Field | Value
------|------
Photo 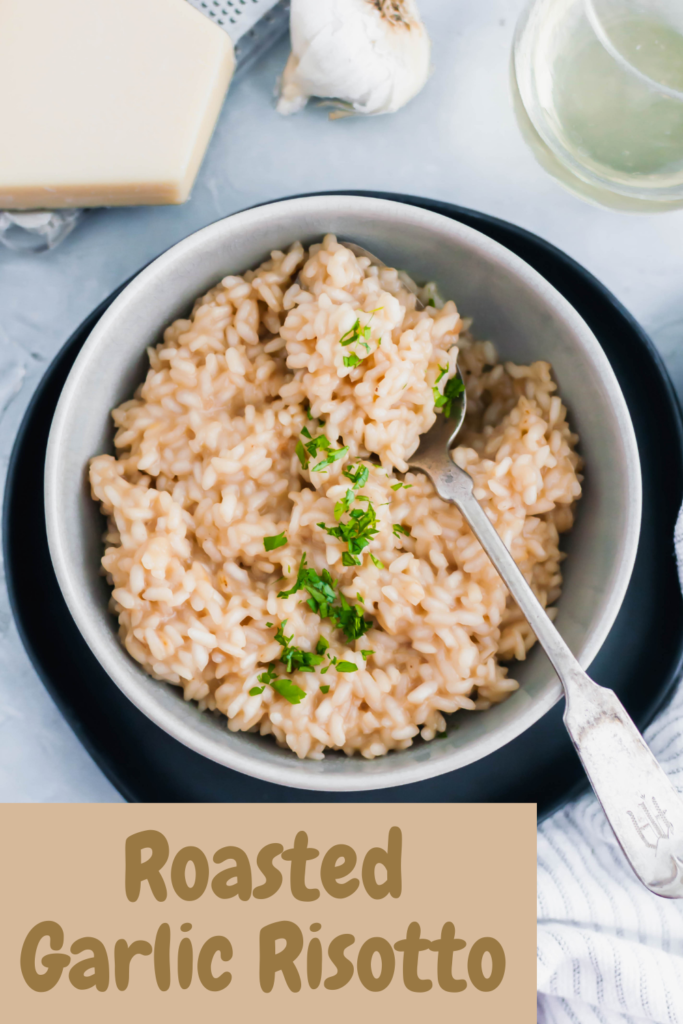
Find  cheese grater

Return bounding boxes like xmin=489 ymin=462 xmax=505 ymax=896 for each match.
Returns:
xmin=0 ymin=0 xmax=291 ymax=253
xmin=186 ymin=0 xmax=290 ymax=77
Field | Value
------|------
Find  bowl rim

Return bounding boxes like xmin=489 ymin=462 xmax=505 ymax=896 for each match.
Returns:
xmin=44 ymin=194 xmax=642 ymax=791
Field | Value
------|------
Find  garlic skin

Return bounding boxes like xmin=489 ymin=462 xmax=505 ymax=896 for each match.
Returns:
xmin=277 ymin=0 xmax=431 ymax=117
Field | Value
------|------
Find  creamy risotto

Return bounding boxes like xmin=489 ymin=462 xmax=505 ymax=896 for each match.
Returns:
xmin=89 ymin=235 xmax=582 ymax=760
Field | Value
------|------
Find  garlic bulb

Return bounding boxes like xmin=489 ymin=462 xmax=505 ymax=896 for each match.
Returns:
xmin=277 ymin=0 xmax=431 ymax=118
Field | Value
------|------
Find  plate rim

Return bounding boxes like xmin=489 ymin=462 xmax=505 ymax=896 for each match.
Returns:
xmin=42 ymin=192 xmax=643 ymax=791
xmin=5 ymin=190 xmax=683 ymax=812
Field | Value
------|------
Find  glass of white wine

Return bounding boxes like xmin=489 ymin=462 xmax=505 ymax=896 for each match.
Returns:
xmin=512 ymin=0 xmax=683 ymax=211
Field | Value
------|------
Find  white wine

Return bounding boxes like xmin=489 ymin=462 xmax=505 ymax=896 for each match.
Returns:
xmin=514 ymin=0 xmax=683 ymax=210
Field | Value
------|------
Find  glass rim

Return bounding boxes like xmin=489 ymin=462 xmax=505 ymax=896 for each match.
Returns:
xmin=511 ymin=1 xmax=683 ymax=204
xmin=586 ymin=0 xmax=683 ymax=101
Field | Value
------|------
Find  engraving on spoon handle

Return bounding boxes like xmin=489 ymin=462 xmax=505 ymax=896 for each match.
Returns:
xmin=563 ymin=678 xmax=683 ymax=898
xmin=431 ymin=462 xmax=683 ymax=897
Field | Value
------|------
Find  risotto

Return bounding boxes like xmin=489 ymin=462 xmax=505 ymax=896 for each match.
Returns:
xmin=89 ymin=235 xmax=582 ymax=760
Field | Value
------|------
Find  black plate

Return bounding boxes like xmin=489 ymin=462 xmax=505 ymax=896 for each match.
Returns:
xmin=5 ymin=192 xmax=683 ymax=812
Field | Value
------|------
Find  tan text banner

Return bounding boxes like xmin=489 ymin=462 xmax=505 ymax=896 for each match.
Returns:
xmin=0 ymin=803 xmax=536 ymax=1022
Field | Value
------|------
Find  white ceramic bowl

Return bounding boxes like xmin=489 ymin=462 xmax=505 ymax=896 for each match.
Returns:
xmin=45 ymin=195 xmax=642 ymax=791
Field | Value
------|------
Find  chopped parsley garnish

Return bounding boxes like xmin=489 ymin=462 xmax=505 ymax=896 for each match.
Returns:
xmin=273 ymin=621 xmax=325 ymax=674
xmin=279 ymin=554 xmax=337 ymax=617
xmin=295 ymin=439 xmax=308 ymax=469
xmin=302 ymin=432 xmax=328 ymax=459
xmin=318 ymin=496 xmax=379 ymax=566
xmin=338 ymin=309 xmax=383 ymax=370
xmin=336 ymin=661 xmax=358 ymax=673
xmin=361 ymin=650 xmax=374 ymax=660
xmin=253 ymin=624 xmax=313 ymax=705
xmin=339 ymin=317 xmax=371 ymax=349
xmin=334 ymin=489 xmax=356 ymax=520
xmin=427 ymin=297 xmax=436 ymax=308
xmin=393 ymin=523 xmax=411 ymax=539
xmin=277 ymin=555 xmax=372 ymax=643
xmin=304 ymin=401 xmax=314 ymax=421
xmin=312 ymin=445 xmax=348 ymax=473
xmin=263 ymin=532 xmax=287 ymax=551
xmin=390 ymin=482 xmax=413 ymax=491
xmin=335 ymin=466 xmax=372 ymax=519
xmin=433 ymin=365 xmax=448 ymax=387
xmin=433 ymin=366 xmax=466 ymax=418
xmin=329 ymin=593 xmax=371 ymax=642
xmin=254 ymin=663 xmax=307 ymax=705
xmin=295 ymin=430 xmax=348 ymax=473
xmin=343 ymin=464 xmax=370 ymax=489
xmin=370 ymin=554 xmax=384 ymax=569
xmin=319 ymin=685 xmax=330 ymax=693
xmin=271 ymin=677 xmax=308 ymax=703
xmin=321 ymin=652 xmax=337 ymax=675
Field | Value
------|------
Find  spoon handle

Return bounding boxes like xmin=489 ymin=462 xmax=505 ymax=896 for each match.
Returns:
xmin=433 ymin=461 xmax=683 ymax=898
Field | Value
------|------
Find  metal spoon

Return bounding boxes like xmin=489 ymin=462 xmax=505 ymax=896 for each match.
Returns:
xmin=347 ymin=241 xmax=683 ymax=899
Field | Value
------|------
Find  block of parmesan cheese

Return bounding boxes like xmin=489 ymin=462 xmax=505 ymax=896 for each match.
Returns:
xmin=0 ymin=0 xmax=235 ymax=209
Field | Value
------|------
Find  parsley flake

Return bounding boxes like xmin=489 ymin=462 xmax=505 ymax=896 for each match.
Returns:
xmin=433 ymin=366 xmax=465 ymax=418
xmin=278 ymin=555 xmax=372 ymax=644
xmin=312 ymin=445 xmax=349 ymax=473
xmin=254 ymin=623 xmax=316 ymax=704
xmin=255 ymin=663 xmax=307 ymax=705
xmin=320 ymin=684 xmax=330 ymax=693
xmin=339 ymin=318 xmax=370 ymax=348
xmin=296 ymin=430 xmax=349 ymax=473
xmin=264 ymin=532 xmax=287 ymax=551
xmin=330 ymin=594 xmax=372 ymax=642
xmin=249 ymin=685 xmax=266 ymax=696
xmin=318 ymin=495 xmax=379 ymax=566
xmin=295 ymin=439 xmax=309 ymax=469
xmin=391 ymin=482 xmax=413 ymax=491
xmin=316 ymin=636 xmax=330 ymax=656
xmin=271 ymin=677 xmax=308 ymax=703
xmin=336 ymin=661 xmax=358 ymax=673
xmin=278 ymin=554 xmax=337 ymax=618
xmin=343 ymin=464 xmax=370 ymax=489
xmin=393 ymin=524 xmax=412 ymax=539
xmin=338 ymin=310 xmax=383 ymax=371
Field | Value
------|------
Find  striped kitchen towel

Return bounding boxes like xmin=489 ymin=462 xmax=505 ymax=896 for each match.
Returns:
xmin=537 ymin=507 xmax=683 ymax=1022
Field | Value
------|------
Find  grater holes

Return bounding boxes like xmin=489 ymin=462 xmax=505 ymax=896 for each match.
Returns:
xmin=189 ymin=0 xmax=290 ymax=41
xmin=194 ymin=0 xmax=268 ymax=17
xmin=200 ymin=1 xmax=247 ymax=21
